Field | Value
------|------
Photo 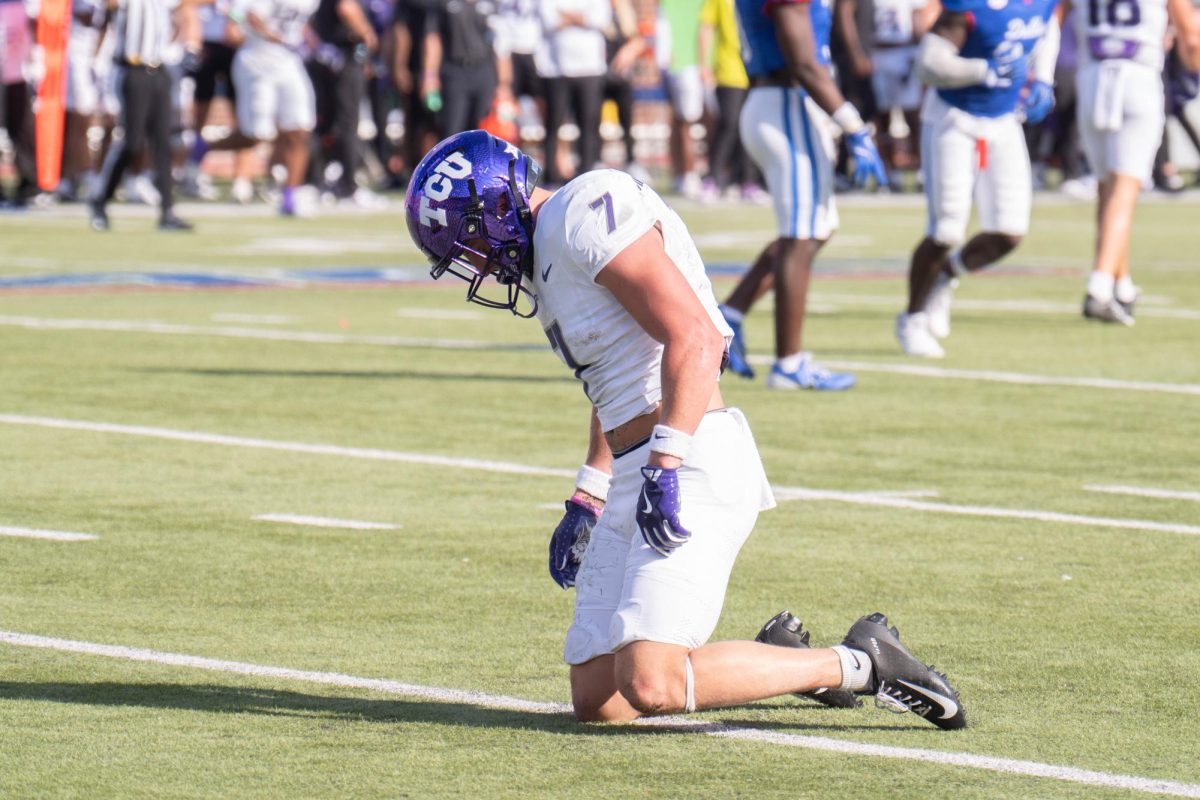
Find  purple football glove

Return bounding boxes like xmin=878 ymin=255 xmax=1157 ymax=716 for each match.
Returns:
xmin=1019 ymin=80 xmax=1055 ymax=124
xmin=548 ymin=498 xmax=599 ymax=589
xmin=636 ymin=467 xmax=691 ymax=556
xmin=846 ymin=129 xmax=889 ymax=188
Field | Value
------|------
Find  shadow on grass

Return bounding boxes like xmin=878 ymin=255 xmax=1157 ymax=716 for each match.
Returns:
xmin=0 ymin=682 xmax=928 ymax=735
xmin=134 ymin=368 xmax=576 ymax=384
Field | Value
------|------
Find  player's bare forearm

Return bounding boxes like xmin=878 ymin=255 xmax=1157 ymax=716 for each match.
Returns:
xmin=773 ymin=3 xmax=847 ymax=113
xmin=1168 ymin=0 xmax=1200 ymax=70
xmin=584 ymin=408 xmax=613 ymax=476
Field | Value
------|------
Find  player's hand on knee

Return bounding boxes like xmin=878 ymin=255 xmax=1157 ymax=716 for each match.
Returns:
xmin=549 ymin=497 xmax=600 ymax=589
xmin=1019 ymin=81 xmax=1055 ymax=124
xmin=846 ymin=129 xmax=889 ymax=189
xmin=636 ymin=467 xmax=691 ymax=556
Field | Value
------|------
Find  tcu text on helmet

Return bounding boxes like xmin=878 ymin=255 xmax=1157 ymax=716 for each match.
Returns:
xmin=418 ymin=151 xmax=474 ymax=228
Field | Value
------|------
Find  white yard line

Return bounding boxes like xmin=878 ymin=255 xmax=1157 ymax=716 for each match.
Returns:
xmin=818 ymin=360 xmax=1200 ymax=397
xmin=2 ymin=414 xmax=1196 ymax=537
xmin=210 ymin=313 xmax=297 ymax=325
xmin=2 ymin=630 xmax=1198 ymax=798
xmin=395 ymin=308 xmax=485 ymax=320
xmin=5 ymin=313 xmax=1199 ymax=395
xmin=0 ymin=525 xmax=97 ymax=542
xmin=1084 ymin=485 xmax=1200 ymax=503
xmin=253 ymin=514 xmax=400 ymax=530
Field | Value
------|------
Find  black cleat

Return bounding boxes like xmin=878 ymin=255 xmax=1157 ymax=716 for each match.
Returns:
xmin=756 ymin=611 xmax=861 ymax=709
xmin=842 ymin=612 xmax=966 ymax=730
xmin=158 ymin=212 xmax=194 ymax=232
xmin=88 ymin=200 xmax=109 ymax=231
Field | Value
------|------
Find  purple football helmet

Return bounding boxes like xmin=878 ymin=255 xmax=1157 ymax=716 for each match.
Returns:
xmin=405 ymin=130 xmax=542 ymax=317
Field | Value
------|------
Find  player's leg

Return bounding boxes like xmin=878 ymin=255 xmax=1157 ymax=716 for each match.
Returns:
xmin=569 ymin=655 xmax=638 ymax=722
xmin=898 ymin=95 xmax=973 ymax=356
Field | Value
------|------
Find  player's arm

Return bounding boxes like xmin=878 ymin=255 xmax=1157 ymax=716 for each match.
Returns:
xmin=548 ymin=409 xmax=612 ymax=589
xmin=914 ymin=10 xmax=1006 ymax=87
xmin=595 ymin=227 xmax=725 ymax=468
xmin=834 ymin=0 xmax=873 ymax=77
xmin=1169 ymin=0 xmax=1200 ymax=71
xmin=336 ymin=0 xmax=378 ymax=52
xmin=773 ymin=1 xmax=888 ymax=185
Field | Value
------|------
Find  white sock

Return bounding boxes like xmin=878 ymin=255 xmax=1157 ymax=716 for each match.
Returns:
xmin=1088 ymin=272 xmax=1115 ymax=303
xmin=777 ymin=352 xmax=807 ymax=373
xmin=947 ymin=249 xmax=968 ymax=277
xmin=720 ymin=304 xmax=744 ymax=324
xmin=1114 ymin=276 xmax=1138 ymax=304
xmin=832 ymin=645 xmax=873 ymax=692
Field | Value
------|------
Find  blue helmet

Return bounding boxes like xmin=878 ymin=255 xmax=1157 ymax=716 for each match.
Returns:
xmin=405 ymin=130 xmax=542 ymax=317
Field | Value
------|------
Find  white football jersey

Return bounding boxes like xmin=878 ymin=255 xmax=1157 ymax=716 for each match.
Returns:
xmin=236 ymin=0 xmax=317 ymax=55
xmin=1073 ymin=0 xmax=1169 ymax=69
xmin=531 ymin=170 xmax=732 ymax=432
xmin=872 ymin=0 xmax=926 ymax=45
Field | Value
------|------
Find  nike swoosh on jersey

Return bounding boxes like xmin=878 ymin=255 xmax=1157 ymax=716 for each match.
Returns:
xmin=541 ymin=263 xmax=553 ymax=281
xmin=895 ymin=679 xmax=960 ymax=719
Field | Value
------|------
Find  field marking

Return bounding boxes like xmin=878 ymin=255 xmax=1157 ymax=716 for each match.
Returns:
xmin=6 ymin=313 xmax=1199 ymax=396
xmin=253 ymin=514 xmax=400 ymax=530
xmin=3 ymin=414 xmax=1197 ymax=537
xmin=771 ymin=486 xmax=1200 ymax=536
xmin=395 ymin=308 xmax=485 ymax=320
xmin=0 ymin=525 xmax=97 ymax=542
xmin=0 ymin=315 xmax=541 ymax=352
xmin=210 ymin=313 xmax=297 ymax=325
xmin=2 ymin=630 xmax=1198 ymax=798
xmin=1084 ymin=485 xmax=1200 ymax=503
xmin=809 ymin=292 xmax=1200 ymax=320
xmin=0 ymin=414 xmax=574 ymax=479
xmin=818 ymin=360 xmax=1200 ymax=397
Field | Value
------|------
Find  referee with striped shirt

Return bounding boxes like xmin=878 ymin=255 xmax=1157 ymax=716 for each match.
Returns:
xmin=89 ymin=0 xmax=192 ymax=231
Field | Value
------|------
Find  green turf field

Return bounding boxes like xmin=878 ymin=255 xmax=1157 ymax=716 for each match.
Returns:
xmin=1 ymin=195 xmax=1198 ymax=799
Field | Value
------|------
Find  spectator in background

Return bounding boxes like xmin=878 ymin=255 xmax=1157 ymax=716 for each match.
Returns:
xmin=391 ymin=0 xmax=437 ymax=182
xmin=89 ymin=0 xmax=193 ymax=230
xmin=602 ymin=0 xmax=645 ymax=179
xmin=422 ymin=0 xmax=498 ymax=137
xmin=308 ymin=0 xmax=384 ymax=204
xmin=1 ymin=0 xmax=40 ymax=208
xmin=1043 ymin=7 xmax=1093 ymax=199
xmin=698 ymin=0 xmax=763 ymax=203
xmin=832 ymin=0 xmax=877 ymax=187
xmin=660 ymin=0 xmax=706 ymax=198
xmin=538 ymin=0 xmax=611 ymax=183
xmin=491 ymin=0 xmax=546 ymax=152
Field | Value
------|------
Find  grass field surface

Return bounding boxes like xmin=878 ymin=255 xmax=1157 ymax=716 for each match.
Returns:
xmin=2 ymin=194 xmax=1198 ymax=798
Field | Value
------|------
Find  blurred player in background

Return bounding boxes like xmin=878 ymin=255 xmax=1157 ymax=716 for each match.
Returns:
xmin=895 ymin=0 xmax=1061 ymax=358
xmin=1070 ymin=0 xmax=1200 ymax=324
xmin=203 ymin=0 xmax=319 ymax=216
xmin=718 ymin=0 xmax=887 ymax=391
xmin=404 ymin=128 xmax=967 ymax=729
xmin=59 ymin=0 xmax=106 ymax=202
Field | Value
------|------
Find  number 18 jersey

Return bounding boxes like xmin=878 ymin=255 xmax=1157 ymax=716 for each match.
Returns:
xmin=1073 ymin=0 xmax=1168 ymax=70
xmin=530 ymin=170 xmax=732 ymax=433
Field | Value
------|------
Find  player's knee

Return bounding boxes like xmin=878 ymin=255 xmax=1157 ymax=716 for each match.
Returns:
xmin=618 ymin=670 xmax=684 ymax=715
xmin=930 ymin=226 xmax=965 ymax=249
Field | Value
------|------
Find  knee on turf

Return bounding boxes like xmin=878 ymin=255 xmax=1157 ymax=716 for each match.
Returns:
xmin=618 ymin=667 xmax=685 ymax=715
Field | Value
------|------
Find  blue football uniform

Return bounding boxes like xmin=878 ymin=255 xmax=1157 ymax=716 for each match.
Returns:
xmin=937 ymin=0 xmax=1059 ymax=117
xmin=737 ymin=0 xmax=833 ymax=79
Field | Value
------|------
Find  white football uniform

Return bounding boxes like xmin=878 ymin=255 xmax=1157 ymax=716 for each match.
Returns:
xmin=230 ymin=0 xmax=317 ymax=138
xmin=740 ymin=87 xmax=840 ymax=241
xmin=530 ymin=170 xmax=776 ymax=665
xmin=871 ymin=0 xmax=926 ymax=111
xmin=920 ymin=91 xmax=1031 ymax=245
xmin=66 ymin=0 xmax=103 ymax=114
xmin=1073 ymin=0 xmax=1168 ymax=183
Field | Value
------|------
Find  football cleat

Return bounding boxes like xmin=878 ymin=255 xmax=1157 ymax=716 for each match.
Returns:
xmin=766 ymin=356 xmax=855 ymax=391
xmin=842 ymin=613 xmax=966 ymax=730
xmin=895 ymin=311 xmax=945 ymax=358
xmin=925 ymin=271 xmax=959 ymax=339
xmin=756 ymin=611 xmax=862 ymax=709
xmin=88 ymin=200 xmax=109 ymax=232
xmin=1082 ymin=294 xmax=1135 ymax=326
xmin=720 ymin=306 xmax=755 ymax=379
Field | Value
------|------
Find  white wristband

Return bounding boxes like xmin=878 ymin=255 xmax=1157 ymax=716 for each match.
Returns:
xmin=649 ymin=424 xmax=692 ymax=461
xmin=575 ymin=464 xmax=611 ymax=501
xmin=831 ymin=102 xmax=865 ymax=135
